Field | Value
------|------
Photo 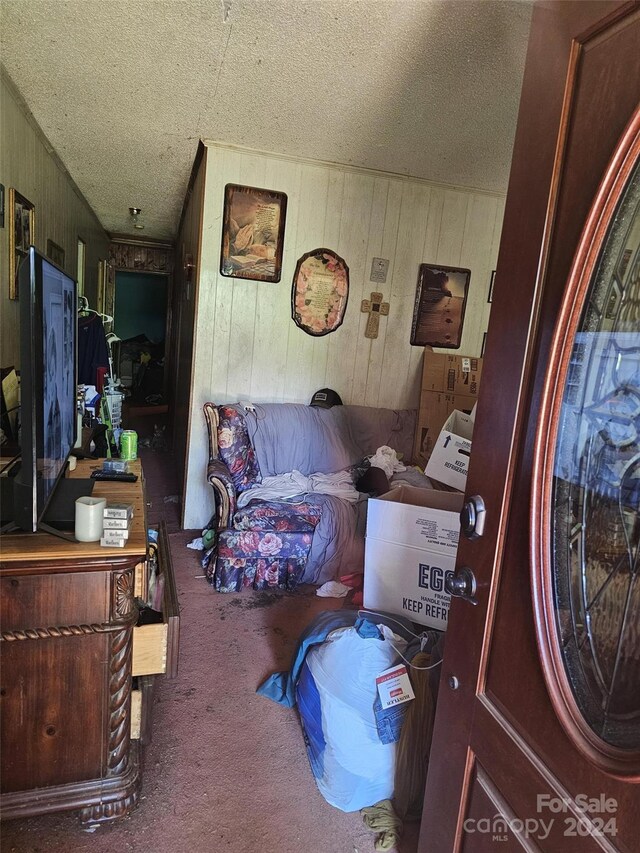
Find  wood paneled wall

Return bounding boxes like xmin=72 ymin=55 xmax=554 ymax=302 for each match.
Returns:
xmin=183 ymin=142 xmax=505 ymax=527
xmin=0 ymin=71 xmax=109 ymax=369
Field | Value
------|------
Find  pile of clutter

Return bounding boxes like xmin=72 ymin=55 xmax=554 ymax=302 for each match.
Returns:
xmin=259 ymin=609 xmax=444 ymax=850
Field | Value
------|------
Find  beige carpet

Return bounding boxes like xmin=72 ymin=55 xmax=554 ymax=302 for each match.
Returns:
xmin=1 ymin=450 xmax=421 ymax=853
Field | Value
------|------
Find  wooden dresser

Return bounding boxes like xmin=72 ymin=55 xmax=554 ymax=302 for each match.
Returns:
xmin=0 ymin=459 xmax=179 ymax=822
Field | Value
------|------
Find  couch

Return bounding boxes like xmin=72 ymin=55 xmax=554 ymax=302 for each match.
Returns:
xmin=202 ymin=401 xmax=417 ymax=592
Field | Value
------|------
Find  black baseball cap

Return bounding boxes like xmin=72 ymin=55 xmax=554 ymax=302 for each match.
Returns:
xmin=310 ymin=388 xmax=343 ymax=408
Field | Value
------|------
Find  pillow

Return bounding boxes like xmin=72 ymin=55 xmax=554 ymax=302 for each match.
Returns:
xmin=217 ymin=405 xmax=262 ymax=493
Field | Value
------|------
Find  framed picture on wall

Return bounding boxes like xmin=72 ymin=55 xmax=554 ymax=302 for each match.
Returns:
xmin=46 ymin=239 xmax=65 ymax=269
xmin=219 ymin=183 xmax=287 ymax=282
xmin=410 ymin=263 xmax=471 ymax=348
xmin=96 ymin=259 xmax=108 ymax=315
xmin=77 ymin=237 xmax=86 ymax=297
xmin=103 ymin=262 xmax=116 ymax=319
xmin=291 ymin=248 xmax=350 ymax=336
xmin=8 ymin=188 xmax=35 ymax=299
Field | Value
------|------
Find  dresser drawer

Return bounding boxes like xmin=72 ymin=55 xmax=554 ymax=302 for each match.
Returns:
xmin=132 ymin=522 xmax=179 ymax=678
xmin=130 ymin=676 xmax=155 ymax=743
xmin=0 ymin=571 xmax=110 ymax=632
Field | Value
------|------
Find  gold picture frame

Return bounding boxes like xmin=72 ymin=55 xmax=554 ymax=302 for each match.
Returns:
xmin=103 ymin=261 xmax=116 ymax=318
xmin=8 ymin=188 xmax=35 ymax=299
xmin=97 ymin=259 xmax=108 ymax=314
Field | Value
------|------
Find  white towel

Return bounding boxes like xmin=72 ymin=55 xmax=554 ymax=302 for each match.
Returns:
xmin=237 ymin=469 xmax=359 ymax=508
xmin=316 ymin=581 xmax=351 ymax=598
xmin=369 ymin=445 xmax=406 ymax=478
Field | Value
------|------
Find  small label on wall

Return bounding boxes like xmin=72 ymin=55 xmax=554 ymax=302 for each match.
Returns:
xmin=370 ymin=257 xmax=389 ymax=283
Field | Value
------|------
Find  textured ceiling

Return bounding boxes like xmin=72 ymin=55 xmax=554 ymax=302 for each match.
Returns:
xmin=1 ymin=0 xmax=532 ymax=240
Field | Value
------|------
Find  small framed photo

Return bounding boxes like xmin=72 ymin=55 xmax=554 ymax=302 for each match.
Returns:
xmin=410 ymin=263 xmax=471 ymax=348
xmin=8 ymin=188 xmax=35 ymax=299
xmin=46 ymin=239 xmax=65 ymax=269
xmin=220 ymin=183 xmax=287 ymax=282
xmin=488 ymin=270 xmax=496 ymax=303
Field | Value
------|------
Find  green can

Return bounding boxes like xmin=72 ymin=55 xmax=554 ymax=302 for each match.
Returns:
xmin=120 ymin=430 xmax=138 ymax=461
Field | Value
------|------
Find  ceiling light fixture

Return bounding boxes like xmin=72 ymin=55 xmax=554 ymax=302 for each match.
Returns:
xmin=129 ymin=207 xmax=144 ymax=230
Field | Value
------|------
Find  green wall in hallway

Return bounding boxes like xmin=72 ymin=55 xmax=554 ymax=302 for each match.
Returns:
xmin=114 ymin=272 xmax=168 ymax=342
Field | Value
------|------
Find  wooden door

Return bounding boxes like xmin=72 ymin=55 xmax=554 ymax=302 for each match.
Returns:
xmin=420 ymin=3 xmax=640 ymax=851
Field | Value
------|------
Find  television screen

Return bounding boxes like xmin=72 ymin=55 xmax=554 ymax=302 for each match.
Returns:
xmin=13 ymin=247 xmax=78 ymax=532
xmin=41 ymin=257 xmax=76 ymax=505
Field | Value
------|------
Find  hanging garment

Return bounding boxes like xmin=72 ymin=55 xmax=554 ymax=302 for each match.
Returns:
xmin=77 ymin=313 xmax=109 ymax=387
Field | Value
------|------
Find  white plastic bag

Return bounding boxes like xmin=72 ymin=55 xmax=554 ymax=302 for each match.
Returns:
xmin=301 ymin=624 xmax=405 ymax=811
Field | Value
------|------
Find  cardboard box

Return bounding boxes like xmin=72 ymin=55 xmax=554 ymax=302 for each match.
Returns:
xmin=363 ymin=485 xmax=463 ymax=630
xmin=425 ymin=409 xmax=475 ymax=491
xmin=421 ymin=352 xmax=482 ymax=396
xmin=412 ymin=351 xmax=482 ymax=468
xmin=413 ymin=390 xmax=477 ymax=467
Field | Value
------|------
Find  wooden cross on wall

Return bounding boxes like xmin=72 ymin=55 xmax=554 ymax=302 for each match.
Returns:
xmin=361 ymin=291 xmax=390 ymax=339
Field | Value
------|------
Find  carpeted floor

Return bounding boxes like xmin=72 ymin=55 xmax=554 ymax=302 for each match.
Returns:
xmin=1 ymin=450 xmax=421 ymax=853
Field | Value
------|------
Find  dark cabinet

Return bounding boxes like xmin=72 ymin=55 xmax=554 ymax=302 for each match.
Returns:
xmin=0 ymin=460 xmax=179 ymax=822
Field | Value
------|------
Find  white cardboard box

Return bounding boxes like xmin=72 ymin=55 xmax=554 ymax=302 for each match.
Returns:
xmin=363 ymin=485 xmax=463 ymax=631
xmin=424 ymin=409 xmax=475 ymax=491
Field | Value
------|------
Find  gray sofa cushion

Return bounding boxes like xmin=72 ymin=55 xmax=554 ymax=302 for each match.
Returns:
xmin=243 ymin=403 xmax=416 ymax=478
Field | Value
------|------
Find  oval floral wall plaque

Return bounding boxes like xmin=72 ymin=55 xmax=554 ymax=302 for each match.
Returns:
xmin=291 ymin=248 xmax=349 ymax=336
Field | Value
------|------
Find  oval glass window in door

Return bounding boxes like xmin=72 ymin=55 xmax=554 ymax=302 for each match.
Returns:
xmin=533 ymin=114 xmax=640 ymax=773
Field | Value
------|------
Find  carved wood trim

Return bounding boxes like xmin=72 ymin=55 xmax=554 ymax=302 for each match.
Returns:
xmin=107 ymin=627 xmax=133 ymax=777
xmin=1 ymin=568 xmax=138 ymax=642
xmin=108 ymin=240 xmax=174 ymax=274
xmin=79 ymin=789 xmax=139 ymax=823
xmin=0 ymin=740 xmax=140 ymax=821
xmin=112 ymin=567 xmax=137 ymax=623
xmin=531 ymin=108 xmax=640 ymax=778
xmin=1 ymin=623 xmax=113 ymax=642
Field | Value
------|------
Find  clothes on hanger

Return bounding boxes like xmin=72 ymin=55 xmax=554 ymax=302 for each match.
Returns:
xmin=78 ymin=295 xmax=113 ymax=325
xmin=78 ymin=311 xmax=109 ymax=387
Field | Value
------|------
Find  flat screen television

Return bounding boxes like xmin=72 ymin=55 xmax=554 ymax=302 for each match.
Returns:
xmin=9 ymin=247 xmax=90 ymax=535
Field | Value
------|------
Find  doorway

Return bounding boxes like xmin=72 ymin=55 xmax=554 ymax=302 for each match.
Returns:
xmin=113 ymin=270 xmax=170 ymax=447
